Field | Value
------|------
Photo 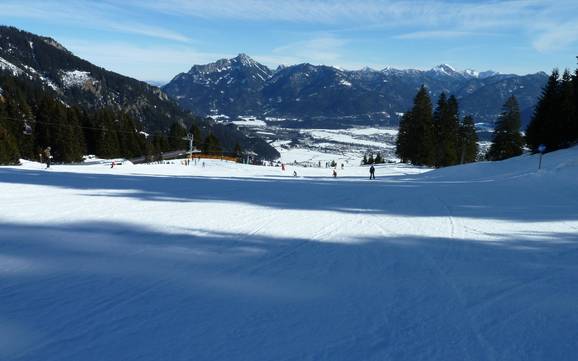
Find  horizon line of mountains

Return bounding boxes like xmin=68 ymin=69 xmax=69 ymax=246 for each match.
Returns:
xmin=162 ymin=53 xmax=548 ymax=128
xmin=0 ymin=24 xmax=548 ymax=137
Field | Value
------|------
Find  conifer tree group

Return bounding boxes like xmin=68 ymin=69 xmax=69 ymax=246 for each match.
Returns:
xmin=487 ymin=96 xmax=524 ymax=161
xmin=526 ymin=68 xmax=578 ymax=153
xmin=396 ymin=86 xmax=478 ymax=167
xmin=361 ymin=152 xmax=384 ymax=165
xmin=0 ymin=76 xmax=214 ymax=165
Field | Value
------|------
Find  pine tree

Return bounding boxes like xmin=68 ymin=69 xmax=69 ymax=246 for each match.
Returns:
xmin=151 ymin=132 xmax=169 ymax=160
xmin=168 ymin=122 xmax=188 ymax=151
xmin=558 ymin=70 xmax=577 ymax=148
xmin=202 ymin=133 xmax=221 ymax=154
xmin=362 ymin=154 xmax=368 ymax=165
xmin=0 ymin=125 xmax=20 ymax=164
xmin=487 ymin=96 xmax=524 ymax=161
xmin=234 ymin=142 xmax=242 ymax=157
xmin=0 ymin=102 xmax=20 ymax=164
xmin=458 ymin=115 xmax=478 ymax=164
xmin=118 ymin=114 xmax=142 ymax=158
xmin=574 ymin=66 xmax=578 ymax=142
xmin=56 ymin=107 xmax=84 ymax=162
xmin=95 ymin=110 xmax=121 ymax=159
xmin=395 ymin=86 xmax=435 ymax=165
xmin=433 ymin=92 xmax=447 ymax=166
xmin=367 ymin=153 xmax=374 ymax=164
xmin=395 ymin=112 xmax=412 ymax=163
xmin=433 ymin=93 xmax=460 ymax=167
xmin=526 ymin=70 xmax=560 ymax=152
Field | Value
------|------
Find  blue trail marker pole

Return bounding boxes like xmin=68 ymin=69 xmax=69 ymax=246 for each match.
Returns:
xmin=538 ymin=144 xmax=546 ymax=170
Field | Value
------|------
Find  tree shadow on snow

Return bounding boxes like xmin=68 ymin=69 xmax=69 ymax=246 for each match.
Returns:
xmin=0 ymin=219 xmax=577 ymax=361
xmin=0 ymin=167 xmax=577 ymax=223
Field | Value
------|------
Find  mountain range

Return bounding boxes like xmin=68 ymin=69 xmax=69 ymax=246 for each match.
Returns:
xmin=163 ymin=54 xmax=548 ymax=128
xmin=0 ymin=26 xmax=279 ymax=159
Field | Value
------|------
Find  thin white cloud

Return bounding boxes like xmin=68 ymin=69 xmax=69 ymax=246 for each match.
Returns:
xmin=132 ymin=0 xmax=552 ymax=27
xmin=131 ymin=0 xmax=578 ymax=50
xmin=270 ymin=36 xmax=347 ymax=65
xmin=395 ymin=31 xmax=479 ymax=40
xmin=62 ymin=40 xmax=226 ymax=82
xmin=0 ymin=1 xmax=191 ymax=43
xmin=252 ymin=36 xmax=384 ymax=71
xmin=532 ymin=22 xmax=578 ymax=52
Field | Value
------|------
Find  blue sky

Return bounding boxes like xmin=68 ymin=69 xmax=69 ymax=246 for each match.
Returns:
xmin=1 ymin=0 xmax=578 ymax=82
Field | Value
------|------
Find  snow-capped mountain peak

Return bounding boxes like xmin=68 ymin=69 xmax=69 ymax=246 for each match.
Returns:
xmin=235 ymin=53 xmax=258 ymax=67
xmin=462 ymin=69 xmax=479 ymax=78
xmin=431 ymin=64 xmax=458 ymax=75
xmin=478 ymin=70 xmax=500 ymax=79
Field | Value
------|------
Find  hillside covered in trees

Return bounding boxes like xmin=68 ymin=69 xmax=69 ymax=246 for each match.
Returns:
xmin=0 ymin=26 xmax=279 ymax=163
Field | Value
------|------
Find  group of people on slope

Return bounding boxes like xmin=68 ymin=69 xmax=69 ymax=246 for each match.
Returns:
xmin=281 ymin=161 xmax=377 ymax=179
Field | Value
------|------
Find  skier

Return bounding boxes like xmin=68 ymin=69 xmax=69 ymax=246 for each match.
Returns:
xmin=332 ymin=169 xmax=337 ymax=178
xmin=281 ymin=163 xmax=285 ymax=171
xmin=43 ymin=147 xmax=52 ymax=168
xmin=293 ymin=170 xmax=297 ymax=177
xmin=369 ymin=165 xmax=375 ymax=180
xmin=111 ymin=160 xmax=116 ymax=169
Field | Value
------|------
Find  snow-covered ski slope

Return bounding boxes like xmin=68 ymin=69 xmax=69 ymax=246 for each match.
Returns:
xmin=1 ymin=148 xmax=578 ymax=361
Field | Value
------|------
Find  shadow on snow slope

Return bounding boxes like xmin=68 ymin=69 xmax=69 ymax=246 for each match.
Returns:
xmin=0 ymin=220 xmax=577 ymax=361
xmin=0 ymin=165 xmax=577 ymax=223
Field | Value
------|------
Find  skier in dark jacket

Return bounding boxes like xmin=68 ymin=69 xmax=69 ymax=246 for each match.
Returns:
xmin=369 ymin=165 xmax=375 ymax=180
xmin=44 ymin=147 xmax=52 ymax=168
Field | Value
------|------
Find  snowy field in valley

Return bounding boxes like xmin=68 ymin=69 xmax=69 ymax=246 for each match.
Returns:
xmin=1 ymin=148 xmax=578 ymax=361
xmin=220 ymin=116 xmax=399 ymax=165
xmin=270 ymin=127 xmax=399 ymax=165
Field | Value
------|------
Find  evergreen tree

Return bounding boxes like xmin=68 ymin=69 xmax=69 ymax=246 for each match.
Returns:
xmin=11 ymin=89 xmax=35 ymax=159
xmin=432 ymin=92 xmax=447 ymax=166
xmin=202 ymin=133 xmax=221 ymax=154
xmin=395 ymin=86 xmax=435 ymax=165
xmin=558 ymin=70 xmax=577 ymax=148
xmin=362 ymin=154 xmax=368 ymax=165
xmin=151 ymin=132 xmax=169 ymax=160
xmin=374 ymin=153 xmax=384 ymax=164
xmin=95 ymin=110 xmax=121 ymax=158
xmin=168 ymin=122 xmax=188 ymax=151
xmin=487 ymin=96 xmax=524 ymax=161
xmin=458 ymin=115 xmax=478 ymax=164
xmin=118 ymin=114 xmax=143 ymax=158
xmin=33 ymin=96 xmax=55 ymax=155
xmin=395 ymin=112 xmax=412 ymax=163
xmin=55 ymin=107 xmax=84 ymax=162
xmin=367 ymin=153 xmax=374 ymax=164
xmin=234 ymin=142 xmax=242 ymax=157
xmin=574 ymin=66 xmax=578 ymax=142
xmin=433 ymin=93 xmax=460 ymax=167
xmin=0 ymin=102 xmax=20 ymax=164
xmin=526 ymin=70 xmax=560 ymax=152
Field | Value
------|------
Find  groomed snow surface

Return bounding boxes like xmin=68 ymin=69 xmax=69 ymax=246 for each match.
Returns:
xmin=1 ymin=148 xmax=578 ymax=361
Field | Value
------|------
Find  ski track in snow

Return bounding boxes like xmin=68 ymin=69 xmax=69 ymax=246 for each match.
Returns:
xmin=1 ymin=149 xmax=578 ymax=361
